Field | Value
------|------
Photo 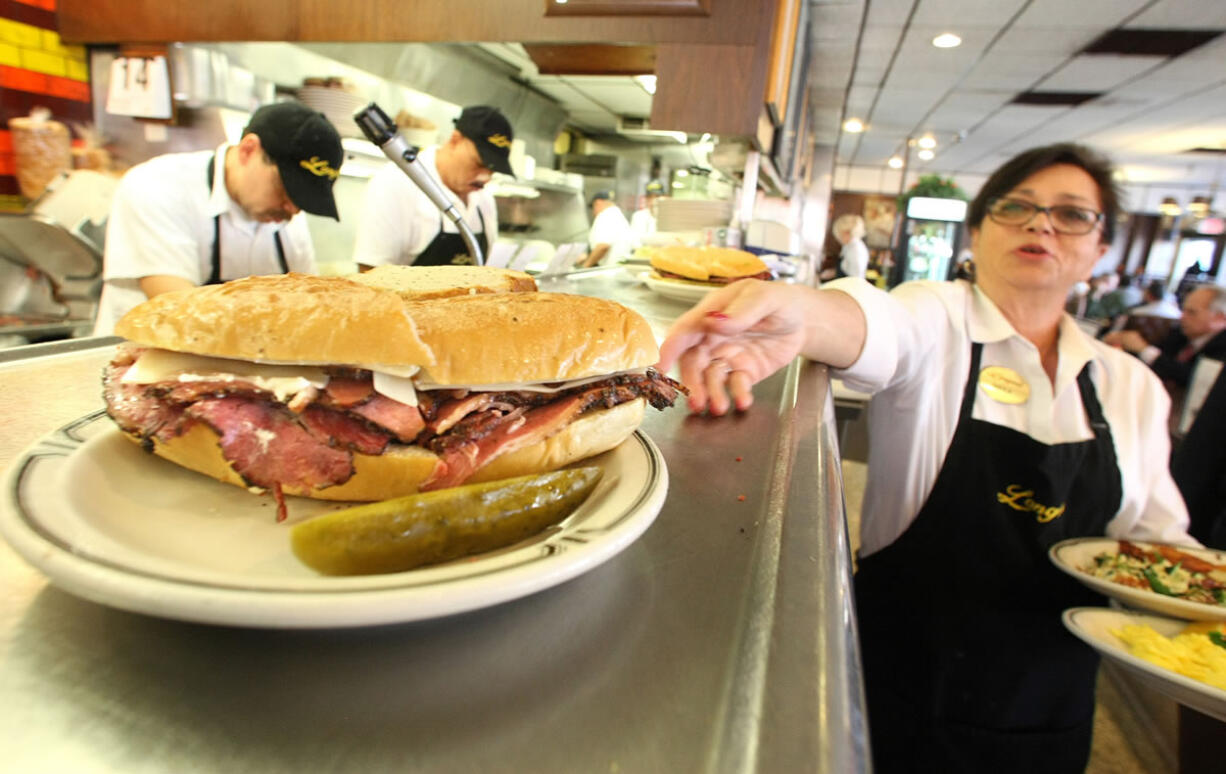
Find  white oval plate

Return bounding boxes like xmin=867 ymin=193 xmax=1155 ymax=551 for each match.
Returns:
xmin=643 ymin=273 xmax=716 ymax=303
xmin=1049 ymin=537 xmax=1226 ymax=622
xmin=1062 ymin=607 xmax=1226 ymax=722
xmin=0 ymin=412 xmax=667 ymax=629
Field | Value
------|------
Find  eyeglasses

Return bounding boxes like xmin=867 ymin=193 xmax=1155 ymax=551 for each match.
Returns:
xmin=986 ymin=197 xmax=1103 ymax=235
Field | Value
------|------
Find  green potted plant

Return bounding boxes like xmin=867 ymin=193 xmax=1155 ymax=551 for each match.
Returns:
xmin=897 ymin=174 xmax=968 ymax=209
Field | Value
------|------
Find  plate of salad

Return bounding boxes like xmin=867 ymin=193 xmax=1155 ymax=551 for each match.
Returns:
xmin=1050 ymin=538 xmax=1226 ymax=622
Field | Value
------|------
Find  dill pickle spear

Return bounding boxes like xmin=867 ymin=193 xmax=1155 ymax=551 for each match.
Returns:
xmin=291 ymin=467 xmax=603 ymax=576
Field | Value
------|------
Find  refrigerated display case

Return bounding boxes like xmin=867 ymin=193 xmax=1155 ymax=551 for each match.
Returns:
xmin=891 ymin=196 xmax=968 ymax=286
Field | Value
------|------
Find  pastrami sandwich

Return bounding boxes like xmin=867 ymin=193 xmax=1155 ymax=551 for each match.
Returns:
xmin=647 ymin=245 xmax=771 ymax=285
xmin=103 ymin=273 xmax=684 ymax=520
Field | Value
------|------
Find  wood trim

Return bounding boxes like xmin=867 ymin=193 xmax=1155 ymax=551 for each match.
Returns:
xmin=651 ymin=42 xmax=768 ymax=137
xmin=543 ymin=0 xmax=710 ymax=17
xmin=764 ymin=0 xmax=800 ymax=126
xmin=58 ymin=0 xmax=755 ymax=44
xmin=522 ymin=44 xmax=656 ymax=75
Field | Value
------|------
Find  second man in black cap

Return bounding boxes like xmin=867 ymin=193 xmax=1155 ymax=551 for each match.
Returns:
xmin=353 ymin=105 xmax=514 ymax=268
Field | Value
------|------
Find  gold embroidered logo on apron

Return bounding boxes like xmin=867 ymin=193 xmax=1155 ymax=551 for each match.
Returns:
xmin=979 ymin=365 xmax=1030 ymax=405
xmin=486 ymin=133 xmax=511 ymax=149
xmin=299 ymin=156 xmax=340 ymax=180
xmin=996 ymin=484 xmax=1066 ymax=523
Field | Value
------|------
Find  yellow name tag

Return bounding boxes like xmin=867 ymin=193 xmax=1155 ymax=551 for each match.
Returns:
xmin=979 ymin=365 xmax=1029 ymax=405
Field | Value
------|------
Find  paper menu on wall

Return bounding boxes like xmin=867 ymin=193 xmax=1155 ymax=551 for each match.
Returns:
xmin=106 ymin=56 xmax=173 ymax=119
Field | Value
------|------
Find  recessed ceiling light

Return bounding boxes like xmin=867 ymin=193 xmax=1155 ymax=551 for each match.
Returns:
xmin=842 ymin=117 xmax=865 ymax=133
xmin=932 ymin=33 xmax=962 ymax=49
xmin=888 ymin=156 xmax=903 ymax=169
xmin=917 ymin=149 xmax=935 ymax=161
xmin=917 ymin=135 xmax=937 ymax=149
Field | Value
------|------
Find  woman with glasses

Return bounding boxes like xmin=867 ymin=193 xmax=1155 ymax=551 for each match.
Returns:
xmin=657 ymin=143 xmax=1192 ymax=773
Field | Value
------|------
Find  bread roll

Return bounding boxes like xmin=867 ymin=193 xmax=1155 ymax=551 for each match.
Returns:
xmin=347 ymin=265 xmax=537 ymax=300
xmin=114 ymin=273 xmax=435 ymax=369
xmin=114 ymin=274 xmax=657 ymax=385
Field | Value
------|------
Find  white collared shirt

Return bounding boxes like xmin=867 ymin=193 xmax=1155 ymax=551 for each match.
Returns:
xmin=94 ymin=144 xmax=316 ymax=334
xmin=351 ymin=146 xmax=499 ymax=267
xmin=588 ymin=204 xmax=638 ymax=264
xmin=828 ymin=277 xmax=1192 ymax=557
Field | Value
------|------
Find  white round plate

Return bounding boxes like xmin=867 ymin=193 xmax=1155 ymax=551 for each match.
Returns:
xmin=1049 ymin=537 xmax=1226 ymax=622
xmin=1062 ymin=607 xmax=1226 ymax=722
xmin=1 ymin=412 xmax=667 ymax=629
xmin=643 ymin=273 xmax=716 ymax=303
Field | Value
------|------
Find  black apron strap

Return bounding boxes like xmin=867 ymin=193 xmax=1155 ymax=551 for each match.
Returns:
xmin=203 ymin=152 xmax=289 ymax=284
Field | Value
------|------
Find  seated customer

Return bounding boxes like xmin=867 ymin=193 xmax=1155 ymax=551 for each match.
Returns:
xmin=1104 ymin=284 xmax=1226 ymax=390
xmin=1106 ymin=279 xmax=1183 ymax=342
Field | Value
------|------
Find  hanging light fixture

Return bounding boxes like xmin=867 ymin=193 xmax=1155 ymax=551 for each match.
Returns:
xmin=917 ymin=149 xmax=935 ymax=161
xmin=887 ymin=156 xmax=904 ymax=169
xmin=1188 ymin=196 xmax=1211 ymax=216
xmin=1159 ymin=197 xmax=1182 ymax=216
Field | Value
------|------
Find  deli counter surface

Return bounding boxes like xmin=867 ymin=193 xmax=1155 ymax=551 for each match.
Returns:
xmin=0 ymin=268 xmax=868 ymax=773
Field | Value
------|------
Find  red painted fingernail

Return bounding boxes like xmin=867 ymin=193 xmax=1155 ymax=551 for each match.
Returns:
xmin=706 ymin=311 xmax=730 ymax=320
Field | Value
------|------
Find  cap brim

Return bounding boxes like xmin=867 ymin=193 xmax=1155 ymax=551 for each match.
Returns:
xmin=476 ymin=145 xmax=515 ymax=177
xmin=275 ymin=158 xmax=340 ymax=220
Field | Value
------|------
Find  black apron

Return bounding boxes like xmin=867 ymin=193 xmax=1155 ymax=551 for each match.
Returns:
xmin=412 ymin=208 xmax=487 ymax=266
xmin=854 ymin=342 xmax=1121 ymax=774
xmin=203 ymin=154 xmax=288 ymax=285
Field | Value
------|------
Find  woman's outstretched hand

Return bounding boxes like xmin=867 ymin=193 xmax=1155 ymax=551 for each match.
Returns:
xmin=657 ymin=279 xmax=819 ymax=415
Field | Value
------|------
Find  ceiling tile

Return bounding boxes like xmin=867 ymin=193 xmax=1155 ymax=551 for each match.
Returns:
xmin=911 ymin=0 xmax=1028 ymax=27
xmin=1035 ymin=54 xmax=1166 ymax=92
xmin=1012 ymin=0 xmax=1148 ymax=28
xmin=991 ymin=25 xmax=1109 ymax=55
xmin=1125 ymin=0 xmax=1226 ymax=28
xmin=958 ymin=52 xmax=1059 ymax=90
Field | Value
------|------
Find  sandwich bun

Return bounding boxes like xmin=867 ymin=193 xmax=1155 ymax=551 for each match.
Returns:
xmin=647 ymin=245 xmax=767 ymax=282
xmin=114 ymin=273 xmax=434 ymax=369
xmin=128 ymin=398 xmax=646 ymax=502
xmin=346 ymin=265 xmax=537 ymax=300
xmin=116 ymin=274 xmax=656 ymax=385
xmin=405 ymin=291 xmax=658 ymax=385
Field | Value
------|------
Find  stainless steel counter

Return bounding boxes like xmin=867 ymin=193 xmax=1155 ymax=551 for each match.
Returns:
xmin=0 ymin=270 xmax=868 ymax=773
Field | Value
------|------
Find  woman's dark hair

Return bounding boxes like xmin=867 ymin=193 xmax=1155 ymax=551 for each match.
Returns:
xmin=966 ymin=143 xmax=1123 ymax=245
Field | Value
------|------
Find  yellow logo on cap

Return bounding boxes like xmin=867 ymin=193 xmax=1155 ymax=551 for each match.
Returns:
xmin=300 ymin=156 xmax=339 ymax=180
xmin=487 ymin=133 xmax=511 ymax=149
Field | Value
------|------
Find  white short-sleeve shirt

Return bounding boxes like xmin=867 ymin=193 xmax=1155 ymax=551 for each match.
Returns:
xmin=94 ymin=144 xmax=316 ymax=334
xmin=350 ymin=146 xmax=499 ymax=267
xmin=588 ymin=204 xmax=638 ymax=264
xmin=827 ymin=277 xmax=1192 ymax=557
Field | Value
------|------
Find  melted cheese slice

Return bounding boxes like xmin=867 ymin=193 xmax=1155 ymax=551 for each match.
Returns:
xmin=120 ymin=349 xmax=644 ymax=408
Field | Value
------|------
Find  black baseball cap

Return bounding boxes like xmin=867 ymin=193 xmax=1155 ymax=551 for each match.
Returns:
xmin=589 ymin=190 xmax=614 ymax=206
xmin=454 ymin=105 xmax=515 ymax=177
xmin=244 ymin=102 xmax=344 ymax=220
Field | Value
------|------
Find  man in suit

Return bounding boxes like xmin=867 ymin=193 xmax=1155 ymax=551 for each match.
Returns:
xmin=1105 ymin=284 xmax=1226 ymax=389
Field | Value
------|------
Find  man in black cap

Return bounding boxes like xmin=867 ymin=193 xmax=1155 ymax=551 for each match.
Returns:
xmin=94 ymin=101 xmax=343 ymax=334
xmin=353 ymin=104 xmax=515 ymax=268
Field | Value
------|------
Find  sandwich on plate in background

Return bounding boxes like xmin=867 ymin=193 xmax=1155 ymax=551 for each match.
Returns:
xmin=645 ymin=245 xmax=772 ymax=287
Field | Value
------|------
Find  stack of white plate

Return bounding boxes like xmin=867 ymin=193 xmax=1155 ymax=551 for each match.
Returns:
xmin=297 ymin=85 xmax=369 ymax=138
xmin=655 ymin=198 xmax=733 ymax=233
